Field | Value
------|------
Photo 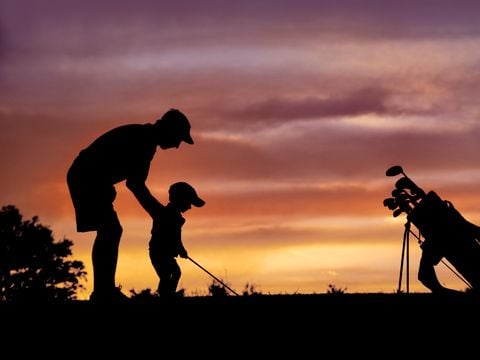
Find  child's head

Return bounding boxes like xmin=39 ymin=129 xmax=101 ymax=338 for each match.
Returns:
xmin=169 ymin=182 xmax=205 ymax=212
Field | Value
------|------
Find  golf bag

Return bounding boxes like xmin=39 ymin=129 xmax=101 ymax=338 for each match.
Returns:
xmin=384 ymin=166 xmax=480 ymax=291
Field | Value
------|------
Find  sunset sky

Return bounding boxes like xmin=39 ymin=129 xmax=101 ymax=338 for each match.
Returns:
xmin=2 ymin=0 xmax=480 ymax=298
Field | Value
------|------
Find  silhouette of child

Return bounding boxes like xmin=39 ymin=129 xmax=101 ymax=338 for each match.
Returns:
xmin=149 ymin=182 xmax=205 ymax=298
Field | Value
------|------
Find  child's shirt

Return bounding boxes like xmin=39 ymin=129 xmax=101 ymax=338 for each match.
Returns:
xmin=149 ymin=203 xmax=185 ymax=257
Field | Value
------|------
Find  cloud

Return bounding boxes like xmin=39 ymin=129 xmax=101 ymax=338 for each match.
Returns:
xmin=3 ymin=1 xmax=480 ymax=75
xmin=152 ymin=117 xmax=480 ymax=182
xmin=227 ymin=88 xmax=390 ymax=122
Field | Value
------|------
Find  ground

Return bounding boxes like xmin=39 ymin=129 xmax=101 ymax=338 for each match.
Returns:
xmin=1 ymin=293 xmax=476 ymax=352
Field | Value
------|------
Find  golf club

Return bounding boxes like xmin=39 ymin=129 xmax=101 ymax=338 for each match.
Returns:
xmin=385 ymin=165 xmax=405 ymax=177
xmin=391 ymin=190 xmax=413 ymax=212
xmin=391 ymin=190 xmax=417 ymax=209
xmin=187 ymin=256 xmax=240 ymax=296
xmin=395 ymin=177 xmax=426 ymax=198
xmin=383 ymin=198 xmax=398 ymax=211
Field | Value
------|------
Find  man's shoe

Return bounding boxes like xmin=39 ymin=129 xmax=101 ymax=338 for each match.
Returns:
xmin=90 ymin=288 xmax=130 ymax=304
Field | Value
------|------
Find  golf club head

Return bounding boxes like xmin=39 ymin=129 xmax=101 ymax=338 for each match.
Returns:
xmin=383 ymin=198 xmax=398 ymax=210
xmin=390 ymin=190 xmax=413 ymax=211
xmin=392 ymin=208 xmax=404 ymax=217
xmin=410 ymin=192 xmax=425 ymax=203
xmin=386 ymin=165 xmax=404 ymax=177
xmin=391 ymin=188 xmax=416 ymax=204
xmin=391 ymin=189 xmax=407 ymax=198
xmin=395 ymin=177 xmax=422 ymax=194
xmin=395 ymin=177 xmax=413 ymax=190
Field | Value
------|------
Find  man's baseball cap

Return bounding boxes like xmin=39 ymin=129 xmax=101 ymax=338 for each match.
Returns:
xmin=169 ymin=182 xmax=205 ymax=207
xmin=160 ymin=109 xmax=194 ymax=145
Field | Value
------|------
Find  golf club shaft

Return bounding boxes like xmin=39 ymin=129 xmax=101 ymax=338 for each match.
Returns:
xmin=187 ymin=256 xmax=240 ymax=296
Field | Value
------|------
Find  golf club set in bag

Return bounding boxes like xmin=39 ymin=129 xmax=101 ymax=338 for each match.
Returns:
xmin=384 ymin=165 xmax=480 ymax=292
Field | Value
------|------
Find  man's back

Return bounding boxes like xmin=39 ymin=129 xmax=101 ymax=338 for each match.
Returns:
xmin=75 ymin=123 xmax=157 ymax=184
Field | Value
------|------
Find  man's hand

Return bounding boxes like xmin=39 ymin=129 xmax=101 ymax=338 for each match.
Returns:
xmin=126 ymin=180 xmax=164 ymax=218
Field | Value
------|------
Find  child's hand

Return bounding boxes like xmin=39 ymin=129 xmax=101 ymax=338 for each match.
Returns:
xmin=178 ymin=248 xmax=188 ymax=259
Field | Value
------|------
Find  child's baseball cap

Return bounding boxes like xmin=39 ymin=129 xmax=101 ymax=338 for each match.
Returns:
xmin=169 ymin=182 xmax=205 ymax=207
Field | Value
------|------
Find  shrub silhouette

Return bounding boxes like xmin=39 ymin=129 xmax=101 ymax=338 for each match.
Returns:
xmin=326 ymin=284 xmax=347 ymax=294
xmin=208 ymin=279 xmax=229 ymax=297
xmin=129 ymin=287 xmax=185 ymax=303
xmin=242 ymin=282 xmax=262 ymax=296
xmin=0 ymin=205 xmax=86 ymax=302
xmin=129 ymin=288 xmax=158 ymax=303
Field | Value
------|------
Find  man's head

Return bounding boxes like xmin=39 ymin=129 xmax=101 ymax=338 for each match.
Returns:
xmin=169 ymin=182 xmax=205 ymax=212
xmin=155 ymin=109 xmax=194 ymax=149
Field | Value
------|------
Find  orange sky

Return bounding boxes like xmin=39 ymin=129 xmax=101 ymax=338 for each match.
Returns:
xmin=2 ymin=0 xmax=480 ymax=298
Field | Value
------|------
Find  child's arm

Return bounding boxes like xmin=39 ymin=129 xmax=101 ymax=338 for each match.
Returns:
xmin=177 ymin=232 xmax=188 ymax=258
xmin=178 ymin=244 xmax=188 ymax=259
xmin=176 ymin=218 xmax=188 ymax=258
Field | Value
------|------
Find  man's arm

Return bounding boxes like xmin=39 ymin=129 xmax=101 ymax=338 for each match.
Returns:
xmin=126 ymin=179 xmax=163 ymax=218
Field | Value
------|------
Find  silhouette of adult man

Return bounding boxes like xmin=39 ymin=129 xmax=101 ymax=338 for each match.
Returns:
xmin=67 ymin=109 xmax=194 ymax=303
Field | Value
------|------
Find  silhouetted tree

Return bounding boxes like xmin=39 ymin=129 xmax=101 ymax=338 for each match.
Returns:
xmin=0 ymin=205 xmax=86 ymax=302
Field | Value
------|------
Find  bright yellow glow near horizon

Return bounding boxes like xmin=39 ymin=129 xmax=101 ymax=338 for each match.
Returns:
xmin=73 ymin=239 xmax=468 ymax=300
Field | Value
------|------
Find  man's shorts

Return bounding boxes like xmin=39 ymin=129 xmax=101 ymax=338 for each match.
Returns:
xmin=67 ymin=158 xmax=117 ymax=232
